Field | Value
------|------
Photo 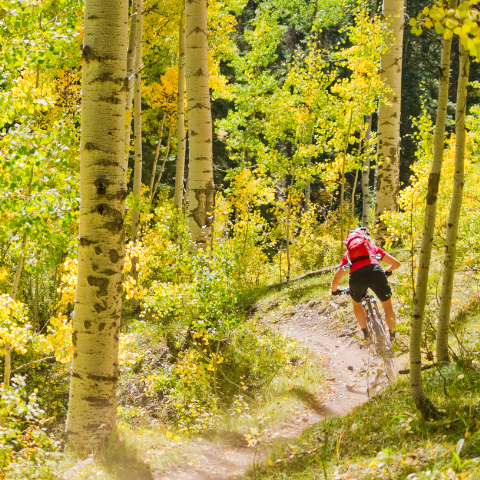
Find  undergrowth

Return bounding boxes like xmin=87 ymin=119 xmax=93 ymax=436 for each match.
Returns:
xmin=249 ymin=301 xmax=480 ymax=480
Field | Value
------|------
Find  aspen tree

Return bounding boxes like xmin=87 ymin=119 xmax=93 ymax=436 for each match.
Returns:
xmin=149 ymin=112 xmax=166 ymax=196
xmin=3 ymin=235 xmax=27 ymax=387
xmin=185 ymin=0 xmax=214 ymax=245
xmin=362 ymin=116 xmax=372 ymax=227
xmin=410 ymin=0 xmax=457 ymax=420
xmin=436 ymin=43 xmax=470 ymax=364
xmin=131 ymin=0 xmax=143 ymax=295
xmin=152 ymin=128 xmax=171 ymax=200
xmin=174 ymin=15 xmax=186 ymax=210
xmin=362 ymin=1 xmax=376 ymax=229
xmin=375 ymin=0 xmax=404 ymax=240
xmin=66 ymin=0 xmax=128 ymax=450
xmin=125 ymin=0 xmax=137 ymax=161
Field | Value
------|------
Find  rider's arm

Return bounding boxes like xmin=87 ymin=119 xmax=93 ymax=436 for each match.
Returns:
xmin=383 ymin=253 xmax=401 ymax=273
xmin=331 ymin=267 xmax=345 ymax=292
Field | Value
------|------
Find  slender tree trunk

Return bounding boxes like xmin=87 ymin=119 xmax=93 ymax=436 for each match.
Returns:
xmin=375 ymin=0 xmax=404 ymax=241
xmin=286 ymin=195 xmax=291 ymax=282
xmin=339 ymin=109 xmax=353 ymax=255
xmin=149 ymin=112 xmax=166 ymax=195
xmin=436 ymin=44 xmax=470 ymax=364
xmin=348 ymin=162 xmax=360 ymax=234
xmin=410 ymin=0 xmax=456 ymax=420
xmin=130 ymin=0 xmax=143 ymax=307
xmin=33 ymin=262 xmax=39 ymax=332
xmin=174 ymin=15 xmax=186 ymax=210
xmin=362 ymin=115 xmax=372 ymax=227
xmin=185 ymin=0 xmax=214 ymax=246
xmin=66 ymin=0 xmax=128 ymax=450
xmin=131 ymin=0 xmax=143 ymax=243
xmin=3 ymin=234 xmax=28 ymax=387
xmin=125 ymin=0 xmax=137 ymax=163
xmin=151 ymin=128 xmax=171 ymax=201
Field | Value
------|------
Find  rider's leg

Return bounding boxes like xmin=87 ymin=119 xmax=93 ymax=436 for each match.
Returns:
xmin=381 ymin=298 xmax=396 ymax=331
xmin=352 ymin=300 xmax=367 ymax=328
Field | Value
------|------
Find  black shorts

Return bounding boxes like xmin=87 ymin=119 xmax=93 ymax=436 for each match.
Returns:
xmin=349 ymin=264 xmax=392 ymax=303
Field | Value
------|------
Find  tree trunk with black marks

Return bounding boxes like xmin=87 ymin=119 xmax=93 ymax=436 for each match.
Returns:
xmin=124 ymin=0 xmax=137 ymax=163
xmin=65 ymin=0 xmax=128 ymax=450
xmin=152 ymin=128 xmax=171 ymax=200
xmin=436 ymin=43 xmax=470 ymax=364
xmin=149 ymin=112 xmax=166 ymax=196
xmin=362 ymin=115 xmax=372 ymax=228
xmin=174 ymin=15 xmax=186 ymax=210
xmin=410 ymin=1 xmax=456 ymax=420
xmin=130 ymin=0 xmax=143 ymax=307
xmin=185 ymin=0 xmax=214 ymax=246
xmin=339 ymin=109 xmax=353 ymax=255
xmin=375 ymin=0 xmax=404 ymax=241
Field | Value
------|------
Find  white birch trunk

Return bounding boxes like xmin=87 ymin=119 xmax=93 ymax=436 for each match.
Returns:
xmin=65 ymin=0 xmax=128 ymax=450
xmin=436 ymin=43 xmax=470 ymax=364
xmin=410 ymin=0 xmax=456 ymax=419
xmin=375 ymin=0 xmax=404 ymax=240
xmin=185 ymin=0 xmax=214 ymax=245
xmin=174 ymin=15 xmax=186 ymax=210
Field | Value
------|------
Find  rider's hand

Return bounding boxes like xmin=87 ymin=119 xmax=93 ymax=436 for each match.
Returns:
xmin=385 ymin=270 xmax=392 ymax=277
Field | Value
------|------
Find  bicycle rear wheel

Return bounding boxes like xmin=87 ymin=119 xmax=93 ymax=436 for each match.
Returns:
xmin=366 ymin=298 xmax=398 ymax=381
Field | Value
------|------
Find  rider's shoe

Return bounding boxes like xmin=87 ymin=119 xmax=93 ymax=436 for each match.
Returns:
xmin=389 ymin=331 xmax=396 ymax=343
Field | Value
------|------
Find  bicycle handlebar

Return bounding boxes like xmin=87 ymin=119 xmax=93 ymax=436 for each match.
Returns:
xmin=332 ymin=287 xmax=350 ymax=296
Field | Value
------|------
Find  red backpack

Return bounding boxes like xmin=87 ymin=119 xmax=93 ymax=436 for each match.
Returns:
xmin=345 ymin=229 xmax=371 ymax=265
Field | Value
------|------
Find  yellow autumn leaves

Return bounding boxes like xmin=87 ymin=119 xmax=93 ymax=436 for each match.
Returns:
xmin=410 ymin=1 xmax=480 ymax=59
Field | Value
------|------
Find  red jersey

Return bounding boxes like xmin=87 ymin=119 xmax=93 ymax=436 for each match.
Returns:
xmin=339 ymin=242 xmax=386 ymax=274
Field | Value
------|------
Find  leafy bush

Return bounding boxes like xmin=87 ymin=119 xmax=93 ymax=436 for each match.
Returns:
xmin=0 ymin=376 xmax=61 ymax=480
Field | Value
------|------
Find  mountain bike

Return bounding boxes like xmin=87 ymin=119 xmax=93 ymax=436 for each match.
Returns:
xmin=336 ymin=287 xmax=398 ymax=381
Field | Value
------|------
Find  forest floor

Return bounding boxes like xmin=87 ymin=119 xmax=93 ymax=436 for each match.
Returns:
xmin=149 ymin=280 xmax=406 ymax=480
xmin=61 ymin=270 xmax=480 ymax=479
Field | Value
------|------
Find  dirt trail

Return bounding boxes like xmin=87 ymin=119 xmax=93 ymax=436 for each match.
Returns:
xmin=153 ymin=299 xmax=407 ymax=480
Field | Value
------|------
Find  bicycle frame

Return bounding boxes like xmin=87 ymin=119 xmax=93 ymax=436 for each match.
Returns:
xmin=361 ymin=292 xmax=391 ymax=356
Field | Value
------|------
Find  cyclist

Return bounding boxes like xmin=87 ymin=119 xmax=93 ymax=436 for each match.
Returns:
xmin=330 ymin=227 xmax=401 ymax=342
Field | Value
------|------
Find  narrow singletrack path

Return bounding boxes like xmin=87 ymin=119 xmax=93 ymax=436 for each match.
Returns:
xmin=154 ymin=300 xmax=406 ymax=480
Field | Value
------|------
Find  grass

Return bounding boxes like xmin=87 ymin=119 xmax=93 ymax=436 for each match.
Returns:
xmin=246 ymin=294 xmax=480 ymax=480
xmin=248 ymin=361 xmax=480 ymax=479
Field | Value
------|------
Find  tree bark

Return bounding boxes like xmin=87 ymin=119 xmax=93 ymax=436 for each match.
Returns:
xmin=362 ymin=115 xmax=372 ymax=228
xmin=66 ymin=0 xmax=128 ymax=450
xmin=410 ymin=0 xmax=456 ymax=420
xmin=174 ymin=15 xmax=186 ymax=210
xmin=185 ymin=0 xmax=214 ymax=246
xmin=375 ymin=0 xmax=404 ymax=241
xmin=149 ymin=112 xmax=166 ymax=195
xmin=151 ymin=128 xmax=171 ymax=201
xmin=125 ymin=0 xmax=137 ymax=164
xmin=131 ymin=0 xmax=143 ymax=244
xmin=3 ymin=234 xmax=28 ymax=387
xmin=339 ymin=109 xmax=353 ymax=255
xmin=130 ymin=0 xmax=143 ymax=305
xmin=436 ymin=43 xmax=470 ymax=364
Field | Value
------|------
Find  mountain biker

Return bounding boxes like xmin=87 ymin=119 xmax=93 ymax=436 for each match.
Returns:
xmin=330 ymin=227 xmax=401 ymax=342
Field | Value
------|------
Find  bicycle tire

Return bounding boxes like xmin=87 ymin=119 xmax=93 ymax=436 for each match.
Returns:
xmin=363 ymin=297 xmax=398 ymax=381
